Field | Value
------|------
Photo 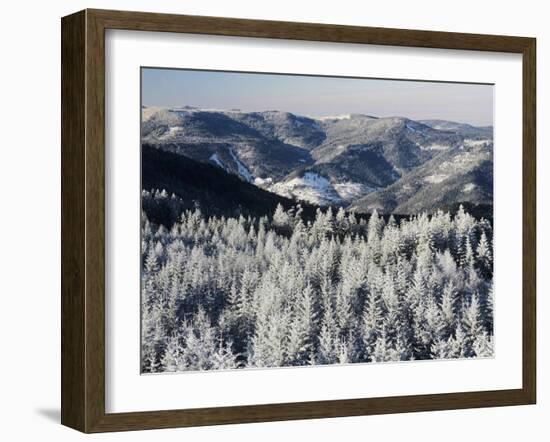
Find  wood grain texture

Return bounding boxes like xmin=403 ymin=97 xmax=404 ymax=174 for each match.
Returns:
xmin=88 ymin=8 xmax=532 ymax=52
xmin=61 ymin=8 xmax=537 ymax=433
xmin=85 ymin=9 xmax=107 ymax=433
xmin=522 ymin=38 xmax=536 ymax=403
xmin=61 ymin=10 xmax=86 ymax=431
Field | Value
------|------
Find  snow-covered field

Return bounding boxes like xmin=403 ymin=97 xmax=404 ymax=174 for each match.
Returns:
xmin=417 ymin=142 xmax=451 ymax=151
xmin=334 ymin=182 xmax=376 ymax=201
xmin=270 ymin=173 xmax=375 ymax=206
xmin=463 ymin=183 xmax=477 ymax=193
xmin=464 ymin=139 xmax=491 ymax=147
xmin=270 ymin=172 xmax=341 ymax=205
xmin=424 ymin=174 xmax=449 ymax=184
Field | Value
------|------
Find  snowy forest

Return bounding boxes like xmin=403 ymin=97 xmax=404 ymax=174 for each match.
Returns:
xmin=141 ymin=189 xmax=494 ymax=373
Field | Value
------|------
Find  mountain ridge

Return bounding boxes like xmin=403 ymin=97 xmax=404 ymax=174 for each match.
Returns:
xmin=142 ymin=106 xmax=493 ymax=214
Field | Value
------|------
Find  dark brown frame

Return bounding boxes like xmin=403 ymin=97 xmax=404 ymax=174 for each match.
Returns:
xmin=61 ymin=8 xmax=536 ymax=433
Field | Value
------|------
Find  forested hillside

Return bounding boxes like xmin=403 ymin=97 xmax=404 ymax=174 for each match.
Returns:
xmin=142 ymin=107 xmax=493 ymax=213
xmin=142 ymin=145 xmax=319 ymax=225
xmin=141 ymin=198 xmax=494 ymax=373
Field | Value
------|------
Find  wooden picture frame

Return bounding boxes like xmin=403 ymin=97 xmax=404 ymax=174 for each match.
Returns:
xmin=61 ymin=8 xmax=536 ymax=433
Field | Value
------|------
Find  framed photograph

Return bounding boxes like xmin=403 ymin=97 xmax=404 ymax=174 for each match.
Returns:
xmin=61 ymin=9 xmax=536 ymax=433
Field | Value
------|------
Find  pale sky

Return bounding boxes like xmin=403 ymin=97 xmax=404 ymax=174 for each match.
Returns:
xmin=142 ymin=68 xmax=493 ymax=127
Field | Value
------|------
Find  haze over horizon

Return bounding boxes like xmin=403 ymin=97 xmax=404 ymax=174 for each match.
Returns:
xmin=142 ymin=68 xmax=494 ymax=127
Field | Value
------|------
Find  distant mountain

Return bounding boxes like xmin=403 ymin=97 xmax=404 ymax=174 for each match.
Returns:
xmin=419 ymin=119 xmax=493 ymax=139
xmin=229 ymin=110 xmax=326 ymax=150
xmin=312 ymin=116 xmax=464 ymax=172
xmin=350 ymin=140 xmax=493 ymax=214
xmin=142 ymin=106 xmax=493 ymax=215
xmin=142 ymin=108 xmax=313 ymax=181
xmin=289 ymin=116 xmax=468 ymax=205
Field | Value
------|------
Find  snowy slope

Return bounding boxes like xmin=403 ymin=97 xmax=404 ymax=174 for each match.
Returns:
xmin=141 ymin=106 xmax=493 ymax=214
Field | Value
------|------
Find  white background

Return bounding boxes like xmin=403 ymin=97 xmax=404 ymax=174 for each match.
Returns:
xmin=106 ymin=30 xmax=522 ymax=413
xmin=0 ymin=0 xmax=548 ymax=440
